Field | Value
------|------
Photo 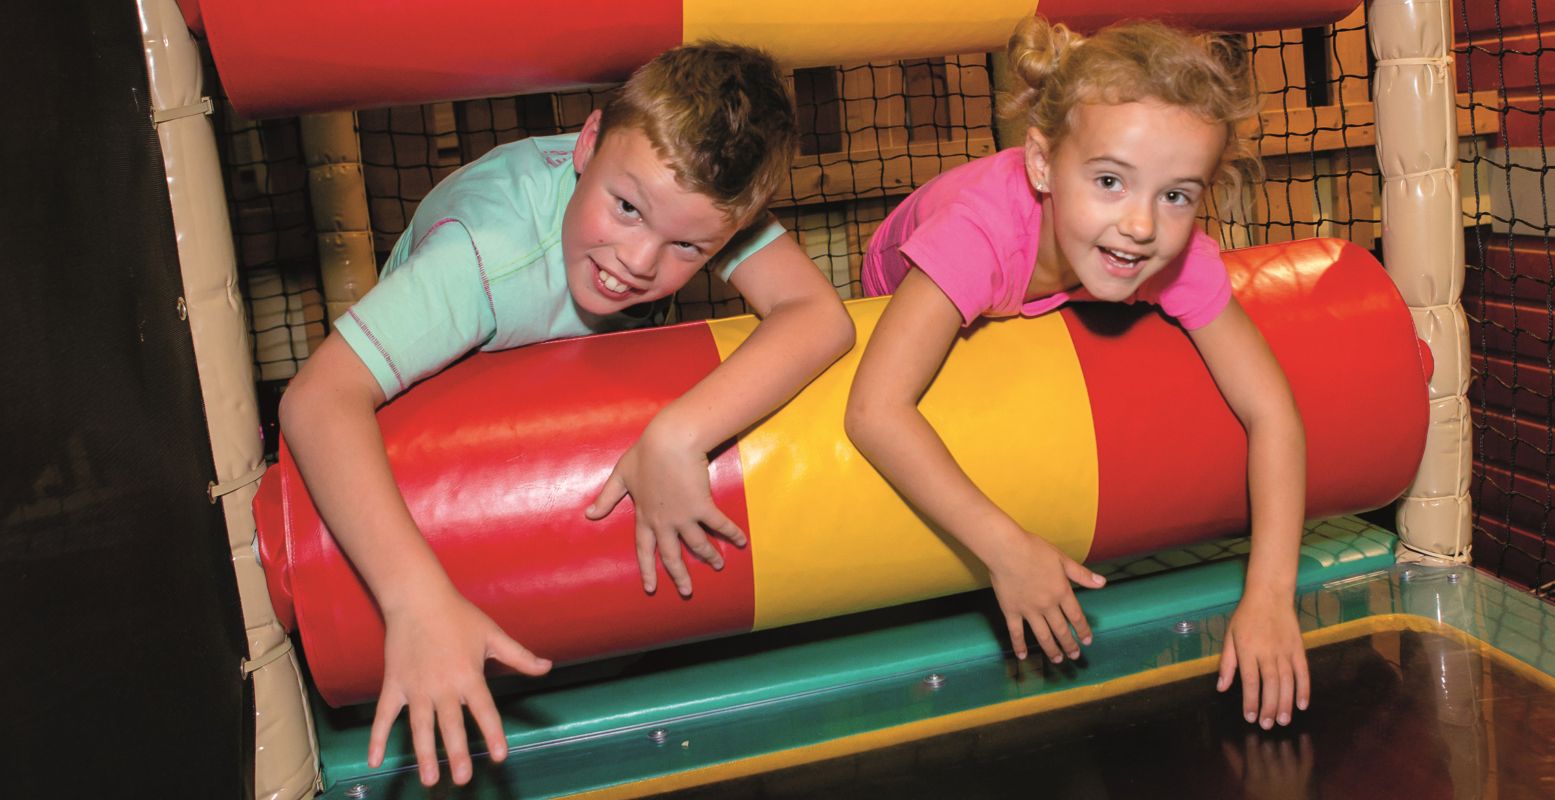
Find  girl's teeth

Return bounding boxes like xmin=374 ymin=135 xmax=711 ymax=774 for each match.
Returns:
xmin=598 ymin=268 xmax=628 ymax=293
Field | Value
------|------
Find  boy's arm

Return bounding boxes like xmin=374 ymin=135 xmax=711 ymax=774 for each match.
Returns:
xmin=843 ymin=269 xmax=1104 ymax=662
xmin=1186 ymin=297 xmax=1309 ymax=729
xmin=586 ymin=232 xmax=854 ymax=595
xmin=279 ymin=335 xmax=551 ymax=786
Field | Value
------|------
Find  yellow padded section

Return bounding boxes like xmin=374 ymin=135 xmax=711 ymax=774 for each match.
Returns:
xmin=708 ymin=297 xmax=1097 ymax=630
xmin=683 ymin=0 xmax=1036 ymax=68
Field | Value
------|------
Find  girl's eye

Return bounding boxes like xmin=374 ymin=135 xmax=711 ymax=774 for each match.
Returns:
xmin=1163 ymin=190 xmax=1194 ymax=206
xmin=617 ymin=198 xmax=640 ymax=218
xmin=1097 ymin=175 xmax=1121 ymax=191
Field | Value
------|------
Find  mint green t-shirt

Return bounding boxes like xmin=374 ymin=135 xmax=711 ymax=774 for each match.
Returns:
xmin=337 ymin=133 xmax=783 ymax=399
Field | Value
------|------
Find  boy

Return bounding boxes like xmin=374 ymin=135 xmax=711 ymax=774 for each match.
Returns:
xmin=278 ymin=43 xmax=854 ymax=787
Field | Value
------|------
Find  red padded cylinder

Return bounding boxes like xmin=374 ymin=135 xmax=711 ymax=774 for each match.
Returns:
xmin=198 ymin=0 xmax=683 ymax=118
xmin=258 ymin=323 xmax=755 ymax=706
xmin=256 ymin=239 xmax=1427 ymax=706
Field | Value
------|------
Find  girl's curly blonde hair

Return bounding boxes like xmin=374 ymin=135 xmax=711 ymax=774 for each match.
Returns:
xmin=1001 ymin=17 xmax=1262 ymax=193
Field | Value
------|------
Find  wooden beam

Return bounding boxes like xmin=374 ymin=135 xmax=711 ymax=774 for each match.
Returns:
xmin=773 ymin=135 xmax=998 ymax=208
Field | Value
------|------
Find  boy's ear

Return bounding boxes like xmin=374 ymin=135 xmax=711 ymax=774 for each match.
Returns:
xmin=1023 ymin=127 xmax=1052 ymax=194
xmin=573 ymin=109 xmax=604 ymax=173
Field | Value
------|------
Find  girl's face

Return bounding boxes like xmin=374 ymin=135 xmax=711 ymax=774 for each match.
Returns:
xmin=1024 ymin=100 xmax=1226 ymax=302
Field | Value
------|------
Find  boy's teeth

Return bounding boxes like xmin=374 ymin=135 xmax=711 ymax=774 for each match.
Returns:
xmin=598 ymin=268 xmax=628 ymax=293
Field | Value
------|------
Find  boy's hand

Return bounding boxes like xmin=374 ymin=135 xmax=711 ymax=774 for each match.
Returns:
xmin=1217 ymin=589 xmax=1310 ymax=730
xmin=585 ymin=425 xmax=748 ymax=596
xmin=985 ymin=531 xmax=1106 ymax=662
xmin=370 ymin=585 xmax=552 ymax=787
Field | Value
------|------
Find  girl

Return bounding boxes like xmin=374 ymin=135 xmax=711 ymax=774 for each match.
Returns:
xmin=844 ymin=18 xmax=1308 ymax=731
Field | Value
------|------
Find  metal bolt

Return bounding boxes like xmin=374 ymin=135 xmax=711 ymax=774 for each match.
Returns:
xmin=922 ymin=673 xmax=946 ymax=689
xmin=176 ymin=297 xmax=188 ymax=320
xmin=344 ymin=785 xmax=368 ymax=799
xmin=1173 ymin=620 xmax=1197 ymax=634
xmin=1400 ymin=569 xmax=1416 ymax=582
xmin=1447 ymin=571 xmax=1461 ymax=584
xmin=647 ymin=729 xmax=669 ymax=744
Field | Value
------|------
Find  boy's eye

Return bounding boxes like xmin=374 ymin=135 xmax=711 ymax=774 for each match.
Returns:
xmin=1096 ymin=175 xmax=1121 ymax=191
xmin=616 ymin=198 xmax=640 ymax=217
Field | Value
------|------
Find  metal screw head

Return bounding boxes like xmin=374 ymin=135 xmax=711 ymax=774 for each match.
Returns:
xmin=1447 ymin=571 xmax=1461 ymax=584
xmin=344 ymin=785 xmax=368 ymax=799
xmin=1173 ymin=620 xmax=1197 ymax=634
xmin=922 ymin=673 xmax=947 ymax=689
xmin=647 ymin=729 xmax=669 ymax=744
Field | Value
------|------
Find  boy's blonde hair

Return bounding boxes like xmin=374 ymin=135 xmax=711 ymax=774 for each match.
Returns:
xmin=1001 ymin=17 xmax=1262 ymax=192
xmin=600 ymin=42 xmax=798 ymax=228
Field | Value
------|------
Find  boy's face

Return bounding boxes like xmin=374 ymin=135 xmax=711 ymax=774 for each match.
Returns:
xmin=563 ymin=111 xmax=740 ymax=317
xmin=1024 ymin=100 xmax=1225 ymax=302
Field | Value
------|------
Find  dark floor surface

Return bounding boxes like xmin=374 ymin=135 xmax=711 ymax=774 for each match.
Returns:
xmin=653 ymin=629 xmax=1555 ymax=799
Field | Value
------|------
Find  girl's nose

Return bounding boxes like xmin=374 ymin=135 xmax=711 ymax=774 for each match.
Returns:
xmin=1120 ymin=204 xmax=1155 ymax=242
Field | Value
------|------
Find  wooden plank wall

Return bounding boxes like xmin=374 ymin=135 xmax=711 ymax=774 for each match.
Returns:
xmin=1458 ymin=0 xmax=1555 ymax=592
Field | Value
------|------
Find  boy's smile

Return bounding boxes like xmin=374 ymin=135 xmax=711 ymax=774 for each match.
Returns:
xmin=563 ymin=110 xmax=739 ymax=317
xmin=1024 ymin=100 xmax=1225 ymax=302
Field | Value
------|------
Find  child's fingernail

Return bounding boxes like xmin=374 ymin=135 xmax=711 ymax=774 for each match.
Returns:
xmin=1278 ymin=713 xmax=1290 ymax=726
xmin=1298 ymin=698 xmax=1309 ymax=710
xmin=1051 ymin=655 xmax=1063 ymax=664
xmin=1081 ymin=636 xmax=1092 ymax=645
xmin=1067 ymin=651 xmax=1079 ymax=660
xmin=1260 ymin=717 xmax=1273 ymax=730
xmin=1245 ymin=711 xmax=1257 ymax=723
xmin=712 ymin=559 xmax=724 ymax=570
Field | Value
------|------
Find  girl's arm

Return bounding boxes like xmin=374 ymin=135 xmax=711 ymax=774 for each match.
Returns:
xmin=280 ymin=336 xmax=552 ymax=787
xmin=1186 ymin=297 xmax=1310 ymax=729
xmin=843 ymin=268 xmax=1105 ymax=663
xmin=586 ymin=232 xmax=855 ymax=596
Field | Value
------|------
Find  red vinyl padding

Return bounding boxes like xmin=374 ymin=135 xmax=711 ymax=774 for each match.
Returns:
xmin=255 ymin=238 xmax=1428 ymax=707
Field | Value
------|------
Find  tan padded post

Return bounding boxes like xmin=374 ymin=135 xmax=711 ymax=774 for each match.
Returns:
xmin=138 ymin=1 xmax=322 ymax=796
xmin=1369 ymin=0 xmax=1473 ymax=562
xmin=300 ymin=113 xmax=378 ymax=324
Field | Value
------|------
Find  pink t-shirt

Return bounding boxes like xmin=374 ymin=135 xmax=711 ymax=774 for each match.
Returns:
xmin=862 ymin=147 xmax=1231 ymax=330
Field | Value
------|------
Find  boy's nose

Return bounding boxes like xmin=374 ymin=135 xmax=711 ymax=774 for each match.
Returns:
xmin=620 ymin=237 xmax=659 ymax=279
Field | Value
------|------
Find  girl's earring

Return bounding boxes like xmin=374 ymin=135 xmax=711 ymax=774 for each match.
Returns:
xmin=1035 ymin=181 xmax=1048 ymax=193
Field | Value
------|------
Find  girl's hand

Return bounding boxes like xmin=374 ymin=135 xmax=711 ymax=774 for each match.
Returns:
xmin=986 ymin=531 xmax=1106 ymax=662
xmin=370 ymin=585 xmax=552 ymax=786
xmin=585 ymin=423 xmax=748 ymax=596
xmin=1217 ymin=590 xmax=1310 ymax=729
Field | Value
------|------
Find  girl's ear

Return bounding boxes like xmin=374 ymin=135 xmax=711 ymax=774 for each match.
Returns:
xmin=573 ymin=109 xmax=604 ymax=173
xmin=1023 ymin=127 xmax=1053 ymax=194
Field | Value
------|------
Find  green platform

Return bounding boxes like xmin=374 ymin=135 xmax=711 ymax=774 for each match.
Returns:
xmin=306 ymin=517 xmax=1555 ymax=798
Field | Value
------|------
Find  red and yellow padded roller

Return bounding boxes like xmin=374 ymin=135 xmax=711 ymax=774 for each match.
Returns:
xmin=179 ymin=0 xmax=1360 ymax=118
xmin=254 ymin=238 xmax=1429 ymax=706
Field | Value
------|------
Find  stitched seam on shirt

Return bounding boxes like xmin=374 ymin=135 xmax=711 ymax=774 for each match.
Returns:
xmin=416 ymin=217 xmax=459 ymax=249
xmin=427 ymin=217 xmax=499 ymax=324
xmin=348 ymin=309 xmax=405 ymax=392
